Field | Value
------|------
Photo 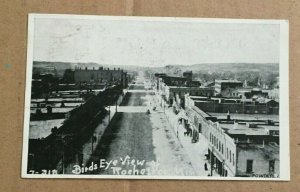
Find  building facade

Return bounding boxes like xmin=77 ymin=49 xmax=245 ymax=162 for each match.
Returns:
xmin=184 ymin=96 xmax=280 ymax=177
xmin=186 ymin=95 xmax=279 ymax=115
xmin=74 ymin=67 xmax=128 ymax=88
xmin=215 ymin=80 xmax=243 ymax=97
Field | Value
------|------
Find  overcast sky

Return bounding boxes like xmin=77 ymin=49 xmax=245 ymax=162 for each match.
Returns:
xmin=33 ymin=17 xmax=280 ymax=67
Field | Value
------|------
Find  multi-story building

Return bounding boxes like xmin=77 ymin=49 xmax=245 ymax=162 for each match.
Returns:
xmin=227 ymin=88 xmax=269 ymax=99
xmin=184 ymin=95 xmax=280 ymax=177
xmin=74 ymin=67 xmax=128 ymax=88
xmin=185 ymin=95 xmax=279 ymax=115
xmin=215 ymin=79 xmax=243 ymax=97
xmin=153 ymin=72 xmax=215 ymax=107
xmin=166 ymin=86 xmax=214 ymax=108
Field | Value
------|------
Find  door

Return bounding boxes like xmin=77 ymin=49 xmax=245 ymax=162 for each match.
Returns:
xmin=198 ymin=123 xmax=202 ymax=133
xmin=246 ymin=160 xmax=253 ymax=173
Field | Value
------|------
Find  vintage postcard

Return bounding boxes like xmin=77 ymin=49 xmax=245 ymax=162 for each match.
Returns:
xmin=22 ymin=14 xmax=289 ymax=180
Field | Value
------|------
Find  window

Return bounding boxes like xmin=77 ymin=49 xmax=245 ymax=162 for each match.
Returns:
xmin=214 ymin=136 xmax=216 ymax=146
xmin=227 ymin=148 xmax=228 ymax=159
xmin=229 ymin=150 xmax=232 ymax=162
xmin=222 ymin=144 xmax=224 ymax=154
xmin=232 ymin=154 xmax=235 ymax=165
xmin=269 ymin=160 xmax=275 ymax=172
xmin=219 ymin=141 xmax=221 ymax=152
xmin=246 ymin=160 xmax=253 ymax=173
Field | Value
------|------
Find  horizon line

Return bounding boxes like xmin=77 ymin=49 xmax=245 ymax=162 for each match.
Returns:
xmin=33 ymin=60 xmax=279 ymax=68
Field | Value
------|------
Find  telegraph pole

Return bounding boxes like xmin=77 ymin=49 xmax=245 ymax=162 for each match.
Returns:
xmin=108 ymin=105 xmax=111 ymax=122
xmin=115 ymin=99 xmax=118 ymax=112
xmin=210 ymin=147 xmax=214 ymax=176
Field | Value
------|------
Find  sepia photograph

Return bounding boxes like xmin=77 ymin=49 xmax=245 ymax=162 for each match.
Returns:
xmin=22 ymin=14 xmax=289 ymax=180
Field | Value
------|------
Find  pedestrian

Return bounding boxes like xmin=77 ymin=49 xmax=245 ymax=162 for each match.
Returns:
xmin=204 ymin=163 xmax=208 ymax=171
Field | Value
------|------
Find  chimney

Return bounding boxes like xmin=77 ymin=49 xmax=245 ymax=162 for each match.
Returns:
xmin=233 ymin=121 xmax=238 ymax=129
xmin=227 ymin=110 xmax=231 ymax=120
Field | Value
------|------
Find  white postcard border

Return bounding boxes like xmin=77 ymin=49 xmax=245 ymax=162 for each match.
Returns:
xmin=21 ymin=14 xmax=290 ymax=181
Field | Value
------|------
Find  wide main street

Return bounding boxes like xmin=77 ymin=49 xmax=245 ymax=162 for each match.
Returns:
xmin=85 ymin=72 xmax=198 ymax=176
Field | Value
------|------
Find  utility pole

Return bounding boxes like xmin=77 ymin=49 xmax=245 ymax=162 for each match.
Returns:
xmin=176 ymin=120 xmax=179 ymax=138
xmin=115 ymin=99 xmax=118 ymax=112
xmin=210 ymin=147 xmax=214 ymax=176
xmin=91 ymin=134 xmax=97 ymax=154
xmin=56 ymin=133 xmax=74 ymax=174
xmin=108 ymin=105 xmax=111 ymax=122
xmin=91 ymin=137 xmax=94 ymax=154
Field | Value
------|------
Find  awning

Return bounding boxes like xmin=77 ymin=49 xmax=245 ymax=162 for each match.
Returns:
xmin=178 ymin=110 xmax=189 ymax=120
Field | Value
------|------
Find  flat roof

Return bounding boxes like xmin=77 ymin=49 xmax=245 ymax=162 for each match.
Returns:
xmin=190 ymin=96 xmax=209 ymax=99
xmin=209 ymin=113 xmax=279 ymax=121
xmin=237 ymin=143 xmax=279 ymax=153
xmin=168 ymin=85 xmax=207 ymax=89
xmin=29 ymin=119 xmax=65 ymax=139
xmin=215 ymin=79 xmax=242 ymax=83
xmin=30 ymin=108 xmax=74 ymax=113
xmin=220 ymin=123 xmax=279 ymax=136
xmin=31 ymin=98 xmax=84 ymax=103
xmin=194 ymin=100 xmax=213 ymax=103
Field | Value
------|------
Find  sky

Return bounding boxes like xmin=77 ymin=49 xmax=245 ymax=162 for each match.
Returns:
xmin=33 ymin=17 xmax=280 ymax=67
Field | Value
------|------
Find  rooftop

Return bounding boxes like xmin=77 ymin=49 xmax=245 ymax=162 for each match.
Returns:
xmin=215 ymin=79 xmax=242 ymax=83
xmin=31 ymin=97 xmax=84 ymax=103
xmin=168 ymin=86 xmax=203 ymax=89
xmin=30 ymin=108 xmax=74 ymax=114
xmin=209 ymin=113 xmax=279 ymax=121
xmin=220 ymin=122 xmax=279 ymax=136
xmin=29 ymin=119 xmax=65 ymax=139
xmin=237 ymin=143 xmax=279 ymax=155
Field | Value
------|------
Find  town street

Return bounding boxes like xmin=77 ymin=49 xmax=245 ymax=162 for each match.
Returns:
xmin=86 ymin=73 xmax=196 ymax=176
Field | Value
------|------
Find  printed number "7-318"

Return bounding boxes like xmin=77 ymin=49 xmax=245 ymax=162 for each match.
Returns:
xmin=29 ymin=170 xmax=58 ymax=174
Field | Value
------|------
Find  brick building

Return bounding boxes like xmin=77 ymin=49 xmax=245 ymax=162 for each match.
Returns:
xmin=215 ymin=79 xmax=243 ymax=97
xmin=74 ymin=67 xmax=128 ymax=88
xmin=184 ymin=97 xmax=280 ymax=177
xmin=185 ymin=95 xmax=279 ymax=115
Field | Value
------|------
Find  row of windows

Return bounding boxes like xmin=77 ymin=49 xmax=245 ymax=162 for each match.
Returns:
xmin=175 ymin=91 xmax=213 ymax=97
xmin=231 ymin=92 xmax=240 ymax=97
xmin=246 ymin=160 xmax=275 ymax=173
xmin=209 ymin=133 xmax=235 ymax=166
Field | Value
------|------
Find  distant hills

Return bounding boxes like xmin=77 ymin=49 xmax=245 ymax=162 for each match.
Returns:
xmin=160 ymin=63 xmax=279 ymax=74
xmin=33 ymin=61 xmax=279 ymax=78
xmin=33 ymin=61 xmax=145 ymax=77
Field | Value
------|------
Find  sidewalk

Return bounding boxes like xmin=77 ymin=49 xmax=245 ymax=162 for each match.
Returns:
xmin=153 ymin=92 xmax=219 ymax=176
xmin=63 ymin=94 xmax=124 ymax=174
xmin=164 ymin=107 xmax=210 ymax=176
